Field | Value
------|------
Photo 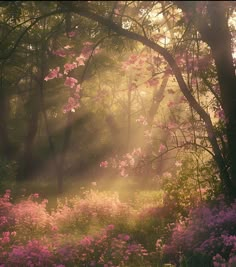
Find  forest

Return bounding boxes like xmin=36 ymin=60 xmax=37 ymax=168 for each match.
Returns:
xmin=0 ymin=1 xmax=236 ymax=266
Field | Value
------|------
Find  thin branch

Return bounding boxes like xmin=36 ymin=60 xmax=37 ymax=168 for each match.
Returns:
xmin=70 ymin=5 xmax=230 ymax=184
xmin=150 ymin=141 xmax=215 ymax=164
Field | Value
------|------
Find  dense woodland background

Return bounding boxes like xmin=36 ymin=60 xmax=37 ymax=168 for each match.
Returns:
xmin=0 ymin=1 xmax=235 ymax=197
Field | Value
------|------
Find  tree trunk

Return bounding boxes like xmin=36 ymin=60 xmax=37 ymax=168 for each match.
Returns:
xmin=171 ymin=1 xmax=236 ymax=198
xmin=38 ymin=41 xmax=65 ymax=195
xmin=17 ymin=78 xmax=40 ymax=181
xmin=57 ymin=112 xmax=74 ymax=194
xmin=188 ymin=1 xmax=236 ymax=198
xmin=0 ymin=64 xmax=13 ymax=159
xmin=208 ymin=2 xmax=236 ymax=196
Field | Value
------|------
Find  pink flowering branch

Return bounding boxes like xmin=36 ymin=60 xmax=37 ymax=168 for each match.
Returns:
xmin=68 ymin=4 xmax=232 ymax=191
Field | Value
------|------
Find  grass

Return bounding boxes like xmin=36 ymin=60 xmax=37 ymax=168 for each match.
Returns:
xmin=6 ymin=174 xmax=164 ymax=211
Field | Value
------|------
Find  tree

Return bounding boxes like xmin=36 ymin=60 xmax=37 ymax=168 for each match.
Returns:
xmin=60 ymin=1 xmax=235 ymax=198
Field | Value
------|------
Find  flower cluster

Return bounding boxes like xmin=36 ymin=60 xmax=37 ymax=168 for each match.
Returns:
xmin=100 ymin=148 xmax=145 ymax=177
xmin=163 ymin=197 xmax=236 ymax=265
xmin=44 ymin=41 xmax=101 ymax=113
xmin=54 ymin=225 xmax=150 ymax=267
xmin=52 ymin=190 xmax=132 ymax=233
xmin=10 ymin=196 xmax=51 ymax=239
xmin=0 ymin=190 xmax=13 ymax=232
xmin=4 ymin=188 xmax=236 ymax=266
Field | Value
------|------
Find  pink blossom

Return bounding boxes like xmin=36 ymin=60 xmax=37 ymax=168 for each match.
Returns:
xmin=73 ymin=92 xmax=80 ymax=100
xmin=156 ymin=239 xmax=162 ymax=249
xmin=136 ymin=115 xmax=148 ymax=126
xmin=2 ymin=232 xmax=10 ymax=243
xmin=52 ymin=49 xmax=66 ymax=57
xmin=122 ymin=62 xmax=129 ymax=71
xmin=68 ymin=31 xmax=76 ymax=38
xmin=119 ymin=160 xmax=128 ymax=167
xmin=114 ymin=8 xmax=120 ymax=14
xmin=11 ymin=231 xmax=16 ymax=237
xmin=63 ymin=97 xmax=80 ymax=113
xmin=75 ymin=84 xmax=81 ymax=92
xmin=129 ymin=158 xmax=135 ymax=167
xmin=162 ymin=172 xmax=172 ymax=178
xmin=147 ymin=78 xmax=159 ymax=87
xmin=81 ymin=43 xmax=94 ymax=59
xmin=83 ymin=41 xmax=94 ymax=46
xmin=44 ymin=67 xmax=61 ymax=81
xmin=164 ymin=68 xmax=173 ymax=75
xmin=167 ymin=101 xmax=175 ymax=107
xmin=64 ymin=45 xmax=72 ymax=49
xmin=106 ymin=224 xmax=115 ymax=231
xmin=123 ymin=234 xmax=130 ymax=241
xmin=80 ymin=236 xmax=93 ymax=247
xmin=158 ymin=144 xmax=166 ymax=153
xmin=100 ymin=161 xmax=108 ymax=168
xmin=175 ymin=161 xmax=182 ymax=167
xmin=128 ymin=54 xmax=138 ymax=64
xmin=51 ymin=225 xmax=58 ymax=231
xmin=215 ymin=109 xmax=225 ymax=121
xmin=132 ymin=148 xmax=142 ymax=156
xmin=64 ymin=63 xmax=77 ymax=74
xmin=76 ymin=56 xmax=86 ymax=66
xmin=179 ymin=96 xmax=187 ymax=103
xmin=64 ymin=77 xmax=78 ymax=88
xmin=167 ymin=122 xmax=178 ymax=130
xmin=120 ymin=168 xmax=128 ymax=177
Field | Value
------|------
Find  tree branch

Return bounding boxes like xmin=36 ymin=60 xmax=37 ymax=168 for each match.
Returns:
xmin=70 ymin=4 xmax=231 ymax=188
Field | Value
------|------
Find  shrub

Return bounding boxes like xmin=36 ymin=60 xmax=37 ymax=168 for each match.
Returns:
xmin=0 ymin=190 xmax=13 ymax=232
xmin=10 ymin=194 xmax=52 ymax=239
xmin=163 ymin=197 xmax=236 ymax=266
xmin=54 ymin=225 xmax=151 ymax=267
xmin=7 ymin=239 xmax=54 ymax=267
xmin=52 ymin=190 xmax=132 ymax=233
xmin=131 ymin=202 xmax=177 ymax=253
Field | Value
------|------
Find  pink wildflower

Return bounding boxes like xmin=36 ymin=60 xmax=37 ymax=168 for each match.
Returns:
xmin=106 ymin=224 xmax=115 ymax=231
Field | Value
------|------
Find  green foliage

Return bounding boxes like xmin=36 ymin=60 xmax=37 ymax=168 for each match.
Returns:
xmin=52 ymin=190 xmax=133 ymax=235
xmin=0 ymin=158 xmax=17 ymax=193
xmin=132 ymin=190 xmax=164 ymax=209
xmin=159 ymin=155 xmax=213 ymax=218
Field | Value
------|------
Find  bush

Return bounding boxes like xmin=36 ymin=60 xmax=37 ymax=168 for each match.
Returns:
xmin=163 ymin=196 xmax=236 ymax=266
xmin=10 ymin=194 xmax=52 ymax=239
xmin=52 ymin=190 xmax=133 ymax=234
xmin=0 ymin=190 xmax=13 ymax=232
